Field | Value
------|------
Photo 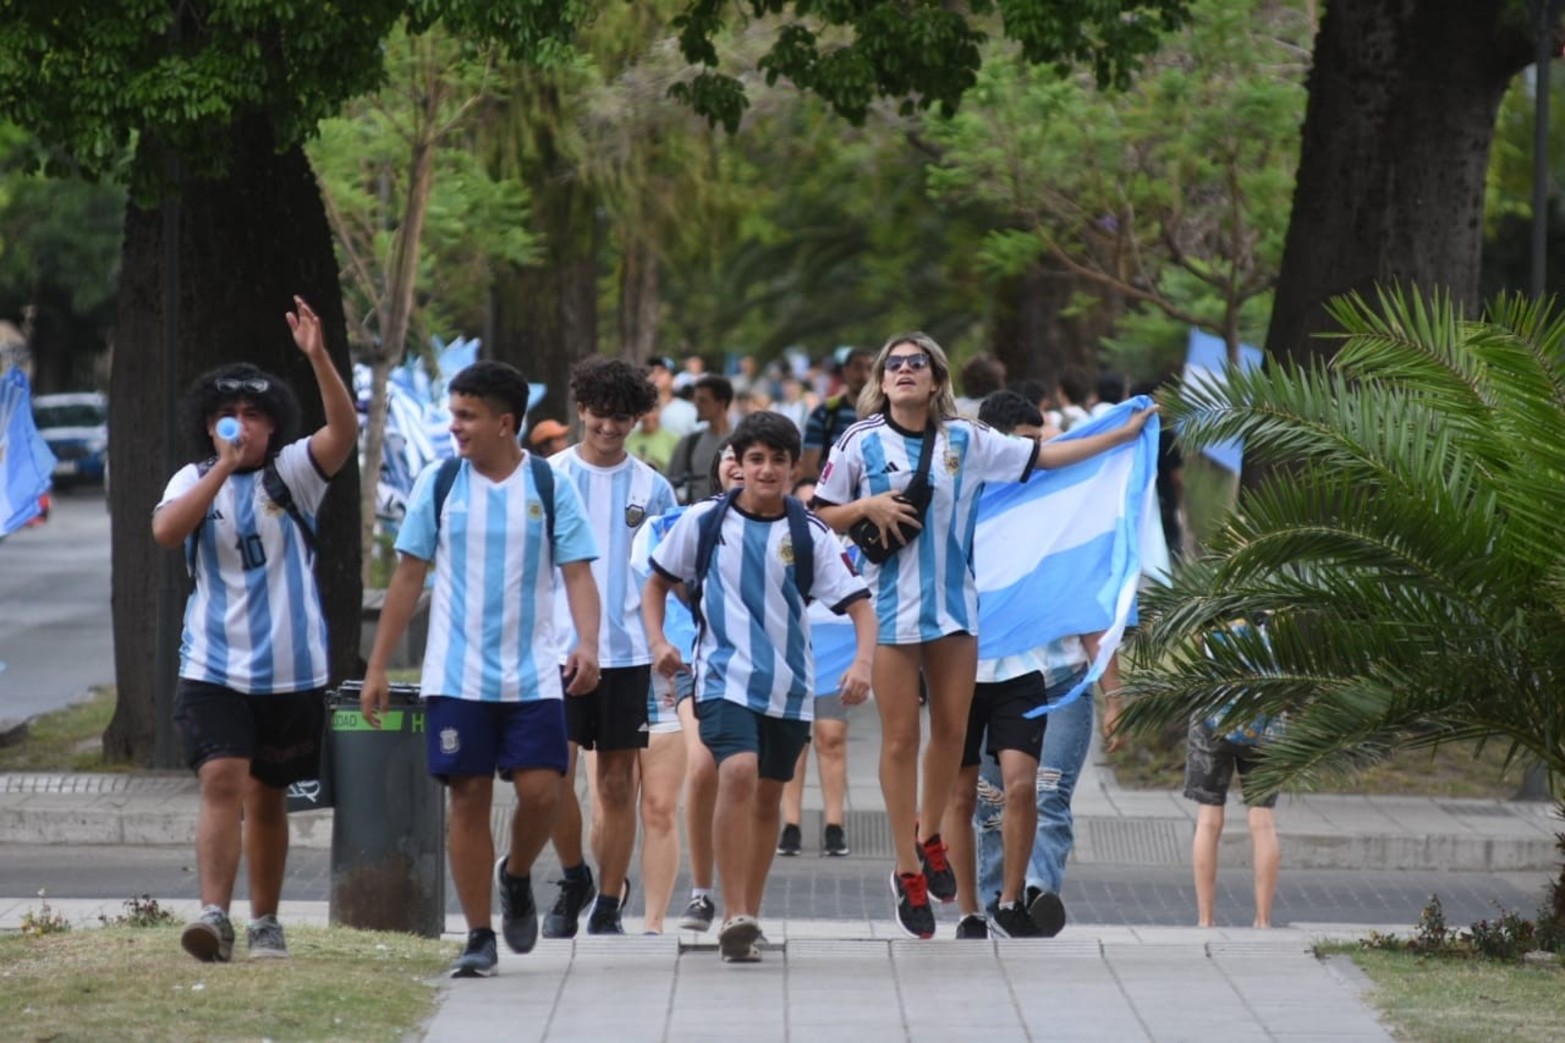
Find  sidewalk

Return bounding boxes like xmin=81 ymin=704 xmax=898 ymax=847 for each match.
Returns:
xmin=0 ymin=895 xmax=1394 ymax=1043
xmin=1 ymin=707 xmax=1558 ymax=871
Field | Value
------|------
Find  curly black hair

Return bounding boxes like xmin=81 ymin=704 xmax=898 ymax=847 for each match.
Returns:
xmin=448 ymin=360 xmax=530 ymax=434
xmin=570 ymin=356 xmax=658 ymax=418
xmin=181 ymin=362 xmax=301 ymax=461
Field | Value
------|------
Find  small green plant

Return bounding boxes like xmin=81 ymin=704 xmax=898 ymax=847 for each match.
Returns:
xmin=20 ymin=891 xmax=71 ymax=936
xmin=98 ymin=895 xmax=179 ymax=929
xmin=1469 ymin=906 xmax=1536 ymax=962
xmin=1358 ymin=929 xmax=1408 ymax=952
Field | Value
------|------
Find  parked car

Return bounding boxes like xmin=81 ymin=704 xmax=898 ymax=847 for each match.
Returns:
xmin=33 ymin=391 xmax=108 ymax=487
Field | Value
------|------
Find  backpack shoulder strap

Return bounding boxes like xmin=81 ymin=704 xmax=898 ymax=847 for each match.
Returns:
xmin=528 ymin=453 xmax=556 ymax=546
xmin=186 ymin=457 xmax=218 ymax=576
xmin=262 ymin=458 xmax=316 ymax=556
xmin=689 ymin=490 xmax=738 ymax=628
xmin=431 ymin=457 xmax=462 ymax=535
xmin=784 ymin=496 xmax=815 ymax=602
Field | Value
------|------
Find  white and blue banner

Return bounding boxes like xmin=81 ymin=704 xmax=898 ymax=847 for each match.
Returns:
xmin=1183 ymin=327 xmax=1262 ymax=475
xmin=811 ymin=398 xmax=1162 ymax=712
xmin=0 ymin=368 xmax=57 ymax=536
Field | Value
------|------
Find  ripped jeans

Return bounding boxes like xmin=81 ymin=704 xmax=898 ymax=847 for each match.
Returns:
xmin=975 ymin=677 xmax=1093 ymax=901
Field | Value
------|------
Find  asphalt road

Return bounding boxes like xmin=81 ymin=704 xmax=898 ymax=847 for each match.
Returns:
xmin=0 ymin=486 xmax=115 ymax=725
xmin=1 ymin=844 xmax=1550 ymax=931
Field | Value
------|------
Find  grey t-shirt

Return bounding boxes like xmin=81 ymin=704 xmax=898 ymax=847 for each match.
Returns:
xmin=671 ymin=428 xmax=724 ymax=503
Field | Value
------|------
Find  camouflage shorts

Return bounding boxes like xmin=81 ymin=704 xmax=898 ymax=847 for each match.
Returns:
xmin=1183 ymin=720 xmax=1277 ymax=808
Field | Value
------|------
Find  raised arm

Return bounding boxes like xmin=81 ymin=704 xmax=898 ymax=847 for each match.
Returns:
xmin=1035 ymin=404 xmax=1159 ymax=471
xmin=287 ymin=295 xmax=357 ymax=478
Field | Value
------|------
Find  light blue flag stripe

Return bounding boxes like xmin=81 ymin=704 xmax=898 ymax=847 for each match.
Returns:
xmin=0 ymin=369 xmax=58 ymax=536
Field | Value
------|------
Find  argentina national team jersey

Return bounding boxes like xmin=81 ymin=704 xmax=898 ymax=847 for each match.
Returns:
xmin=650 ymin=499 xmax=868 ymax=721
xmin=814 ymin=414 xmax=1037 ymax=645
xmin=550 ymin=448 xmax=677 ymax=667
xmin=396 ymin=453 xmax=597 ymax=703
xmin=161 ymin=439 xmax=331 ymax=694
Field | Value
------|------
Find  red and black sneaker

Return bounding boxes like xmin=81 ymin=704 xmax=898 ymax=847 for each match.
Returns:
xmin=890 ymin=870 xmax=936 ymax=939
xmin=918 ymin=834 xmax=957 ymax=903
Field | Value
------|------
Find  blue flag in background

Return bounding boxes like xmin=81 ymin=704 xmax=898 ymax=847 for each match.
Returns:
xmin=0 ymin=368 xmax=58 ymax=536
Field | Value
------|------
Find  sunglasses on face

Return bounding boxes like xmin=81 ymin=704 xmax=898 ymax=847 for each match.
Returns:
xmin=215 ymin=376 xmax=270 ymax=394
xmin=884 ymin=353 xmax=931 ymax=373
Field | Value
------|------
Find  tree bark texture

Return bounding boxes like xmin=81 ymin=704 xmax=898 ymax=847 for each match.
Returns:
xmin=990 ymin=257 xmax=1112 ymax=387
xmin=618 ymin=234 xmax=661 ymax=365
xmin=106 ymin=116 xmax=361 ymax=765
xmin=1265 ymin=0 xmax=1533 ymax=366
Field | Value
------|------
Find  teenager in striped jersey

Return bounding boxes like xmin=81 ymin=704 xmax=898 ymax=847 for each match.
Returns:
xmin=811 ymin=332 xmax=1156 ymax=938
xmin=152 ymin=297 xmax=357 ymax=963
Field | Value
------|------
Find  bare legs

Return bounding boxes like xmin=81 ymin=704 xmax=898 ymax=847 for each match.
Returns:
xmin=638 ymin=730 xmax=687 ymax=933
xmin=1191 ymin=802 xmax=1278 ymax=928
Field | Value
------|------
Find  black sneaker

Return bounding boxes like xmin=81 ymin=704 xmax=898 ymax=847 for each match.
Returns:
xmin=890 ymin=871 xmax=936 ymax=939
xmin=918 ymin=835 xmax=957 ymax=903
xmin=1025 ymin=886 xmax=1067 ymax=938
xmin=541 ymin=869 xmax=596 ymax=939
xmin=495 ymin=857 xmax=538 ymax=954
xmin=955 ymin=914 xmax=989 ymax=940
xmin=679 ymin=894 xmax=715 ymax=933
xmin=990 ymin=901 xmax=1043 ymax=939
xmin=823 ymin=823 xmax=849 ymax=857
xmin=450 ymin=928 xmax=498 ymax=978
xmin=586 ymin=877 xmax=630 ymax=935
xmin=776 ymin=823 xmax=802 ymax=856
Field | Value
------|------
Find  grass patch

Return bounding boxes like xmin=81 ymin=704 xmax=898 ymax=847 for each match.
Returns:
xmin=1104 ymin=695 xmax=1522 ymax=798
xmin=1327 ymin=947 xmax=1565 ymax=1043
xmin=0 ymin=923 xmax=448 ymax=1042
xmin=0 ymin=688 xmax=121 ymax=772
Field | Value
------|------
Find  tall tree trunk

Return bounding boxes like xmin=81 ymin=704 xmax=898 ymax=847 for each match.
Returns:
xmin=1264 ymin=0 xmax=1533 ymax=367
xmin=618 ymin=235 xmax=660 ymax=365
xmin=106 ymin=116 xmax=360 ymax=765
xmin=990 ymin=257 xmax=1109 ymax=388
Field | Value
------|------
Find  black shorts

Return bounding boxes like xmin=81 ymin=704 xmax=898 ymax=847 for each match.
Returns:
xmin=174 ymin=679 xmax=326 ymax=789
xmin=565 ymin=665 xmax=651 ymax=751
xmin=961 ymin=672 xmax=1049 ymax=768
xmin=696 ymin=698 xmax=811 ymax=782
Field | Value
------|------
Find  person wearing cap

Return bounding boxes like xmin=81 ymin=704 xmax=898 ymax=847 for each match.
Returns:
xmin=647 ymin=356 xmax=699 ymax=439
xmin=529 ymin=419 xmax=570 ymax=458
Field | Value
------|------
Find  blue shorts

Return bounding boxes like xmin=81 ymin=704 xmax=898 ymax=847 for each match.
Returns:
xmin=696 ymin=698 xmax=810 ymax=782
xmin=424 ymin=696 xmax=568 ymax=782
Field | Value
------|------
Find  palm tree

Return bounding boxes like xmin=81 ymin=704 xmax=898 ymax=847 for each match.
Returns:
xmin=1122 ymin=287 xmax=1565 ymax=814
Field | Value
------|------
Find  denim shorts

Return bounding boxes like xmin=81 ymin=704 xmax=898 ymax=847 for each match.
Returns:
xmin=424 ymin=696 xmax=568 ymax=782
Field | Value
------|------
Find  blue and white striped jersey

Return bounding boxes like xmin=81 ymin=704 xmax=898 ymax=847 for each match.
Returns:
xmin=976 ymin=635 xmax=1088 ymax=686
xmin=650 ymin=498 xmax=868 ymax=721
xmin=814 ymin=414 xmax=1037 ymax=645
xmin=549 ymin=448 xmax=677 ymax=668
xmin=396 ymin=453 xmax=598 ymax=703
xmin=161 ymin=439 xmax=331 ymax=694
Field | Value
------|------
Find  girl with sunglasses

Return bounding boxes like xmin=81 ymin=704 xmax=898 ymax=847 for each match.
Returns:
xmin=151 ymin=297 xmax=357 ymax=964
xmin=811 ymin=332 xmax=1155 ymax=938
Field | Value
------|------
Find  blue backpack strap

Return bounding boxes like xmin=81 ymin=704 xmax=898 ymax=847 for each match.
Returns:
xmin=784 ymin=495 xmax=815 ymax=602
xmin=528 ymin=453 xmax=556 ymax=546
xmin=431 ymin=457 xmax=462 ymax=535
xmin=689 ymin=490 xmax=739 ymax=628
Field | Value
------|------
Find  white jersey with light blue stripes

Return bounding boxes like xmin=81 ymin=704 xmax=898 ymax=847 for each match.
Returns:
xmin=395 ymin=453 xmax=598 ymax=703
xmin=814 ymin=414 xmax=1038 ymax=645
xmin=650 ymin=497 xmax=869 ymax=721
xmin=161 ymin=439 xmax=331 ymax=694
xmin=549 ymin=447 xmax=677 ymax=668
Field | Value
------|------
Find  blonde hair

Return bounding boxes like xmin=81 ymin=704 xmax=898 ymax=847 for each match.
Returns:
xmin=856 ymin=331 xmax=958 ymax=422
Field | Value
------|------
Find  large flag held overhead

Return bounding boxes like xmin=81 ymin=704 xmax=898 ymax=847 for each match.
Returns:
xmin=0 ymin=368 xmax=58 ymax=536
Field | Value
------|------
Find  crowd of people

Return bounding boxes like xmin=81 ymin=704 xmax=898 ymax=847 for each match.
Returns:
xmin=157 ymin=311 xmax=1285 ymax=983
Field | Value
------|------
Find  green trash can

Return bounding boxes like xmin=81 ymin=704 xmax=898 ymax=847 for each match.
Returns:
xmin=327 ymin=682 xmax=445 ymax=938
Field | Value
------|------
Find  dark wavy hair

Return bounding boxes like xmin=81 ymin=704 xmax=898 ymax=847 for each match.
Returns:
xmin=977 ymin=389 xmax=1044 ymax=435
xmin=181 ymin=362 xmax=301 ymax=461
xmin=729 ymin=409 xmax=802 ymax=463
xmin=571 ymin=356 xmax=658 ymax=418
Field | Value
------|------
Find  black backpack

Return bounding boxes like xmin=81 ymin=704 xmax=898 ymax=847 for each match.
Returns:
xmin=686 ymin=490 xmax=815 ymax=629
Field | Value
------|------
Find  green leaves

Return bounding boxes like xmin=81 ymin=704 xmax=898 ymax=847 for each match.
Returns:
xmin=1126 ymin=286 xmax=1565 ymax=799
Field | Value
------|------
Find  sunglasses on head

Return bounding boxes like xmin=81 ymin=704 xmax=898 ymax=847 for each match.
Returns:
xmin=215 ymin=376 xmax=270 ymax=394
xmin=884 ymin=353 xmax=931 ymax=373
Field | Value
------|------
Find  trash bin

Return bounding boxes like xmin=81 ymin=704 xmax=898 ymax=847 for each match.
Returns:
xmin=326 ymin=681 xmax=445 ymax=938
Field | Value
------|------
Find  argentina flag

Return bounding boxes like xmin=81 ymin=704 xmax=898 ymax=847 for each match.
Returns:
xmin=809 ymin=400 xmax=1160 ymax=706
xmin=0 ymin=368 xmax=58 ymax=536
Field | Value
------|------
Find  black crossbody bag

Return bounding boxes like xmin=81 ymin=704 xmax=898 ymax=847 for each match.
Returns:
xmin=849 ymin=420 xmax=936 ymax=565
